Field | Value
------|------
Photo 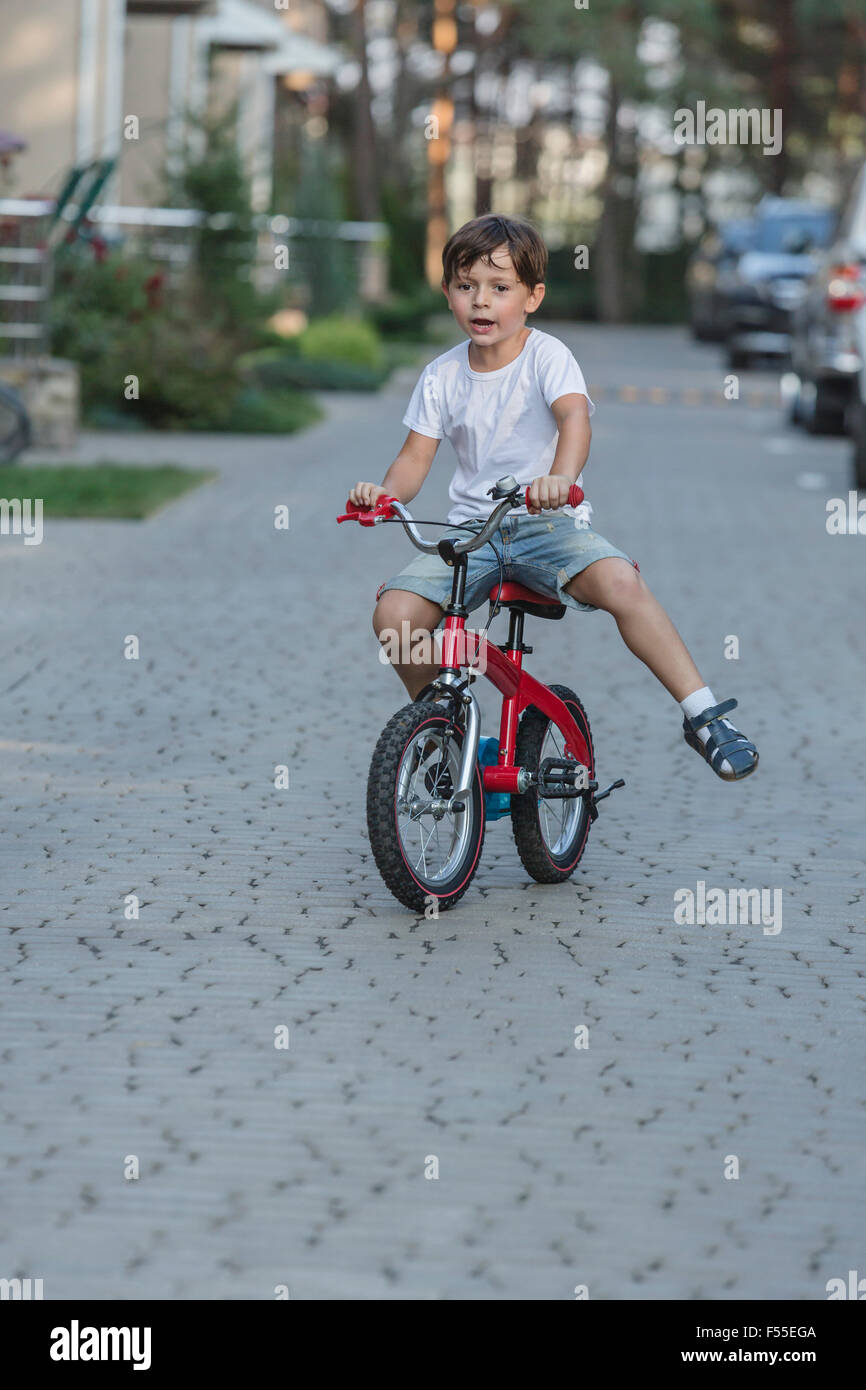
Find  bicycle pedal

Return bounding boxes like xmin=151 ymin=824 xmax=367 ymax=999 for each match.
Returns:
xmin=588 ymin=778 xmax=626 ymax=821
xmin=536 ymin=756 xmax=591 ymax=799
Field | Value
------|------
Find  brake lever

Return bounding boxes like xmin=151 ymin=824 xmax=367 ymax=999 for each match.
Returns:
xmin=336 ymin=500 xmax=364 ymax=523
xmin=336 ymin=496 xmax=399 ymax=526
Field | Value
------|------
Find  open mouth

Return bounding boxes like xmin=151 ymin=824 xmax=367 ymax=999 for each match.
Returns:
xmin=470 ymin=318 xmax=495 ymax=332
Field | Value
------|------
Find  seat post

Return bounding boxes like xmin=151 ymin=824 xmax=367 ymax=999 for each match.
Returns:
xmin=506 ymin=606 xmax=525 ymax=655
xmin=498 ymin=612 xmax=525 ymax=765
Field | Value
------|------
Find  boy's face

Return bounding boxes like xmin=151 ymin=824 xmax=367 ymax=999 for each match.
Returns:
xmin=442 ymin=245 xmax=545 ymax=343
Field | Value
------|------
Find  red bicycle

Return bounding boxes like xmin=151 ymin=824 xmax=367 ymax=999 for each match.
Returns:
xmin=337 ymin=475 xmax=625 ymax=913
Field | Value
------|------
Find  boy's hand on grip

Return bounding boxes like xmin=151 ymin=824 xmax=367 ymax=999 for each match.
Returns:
xmin=348 ymin=482 xmax=389 ymax=509
xmin=526 ymin=475 xmax=574 ymax=514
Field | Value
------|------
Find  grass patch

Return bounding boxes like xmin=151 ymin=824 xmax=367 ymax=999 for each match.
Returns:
xmin=0 ymin=463 xmax=216 ymax=519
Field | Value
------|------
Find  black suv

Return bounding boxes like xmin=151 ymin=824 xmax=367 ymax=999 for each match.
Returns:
xmin=721 ymin=197 xmax=835 ymax=369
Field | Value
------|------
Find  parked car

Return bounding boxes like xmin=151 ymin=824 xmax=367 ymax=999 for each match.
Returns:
xmin=787 ymin=164 xmax=866 ymax=482
xmin=687 ymin=219 xmax=756 ymax=341
xmin=720 ymin=197 xmax=836 ymax=369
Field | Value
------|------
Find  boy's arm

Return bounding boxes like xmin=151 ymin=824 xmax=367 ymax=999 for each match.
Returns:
xmin=348 ymin=429 xmax=440 ymax=508
xmin=527 ymin=393 xmax=592 ymax=512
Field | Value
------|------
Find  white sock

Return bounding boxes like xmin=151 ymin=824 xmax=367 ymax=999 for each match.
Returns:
xmin=679 ymin=686 xmax=736 ymax=775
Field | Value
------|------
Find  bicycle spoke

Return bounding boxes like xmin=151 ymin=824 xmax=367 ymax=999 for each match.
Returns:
xmin=413 ymin=815 xmax=437 ymax=876
xmin=537 ymin=720 xmax=583 ymax=856
xmin=395 ymin=726 xmax=473 ymax=886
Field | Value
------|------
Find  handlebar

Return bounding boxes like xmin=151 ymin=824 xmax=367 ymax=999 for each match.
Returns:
xmin=336 ymin=480 xmax=585 ymax=556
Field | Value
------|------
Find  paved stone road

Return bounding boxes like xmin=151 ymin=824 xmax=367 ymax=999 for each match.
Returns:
xmin=1 ymin=327 xmax=863 ymax=1300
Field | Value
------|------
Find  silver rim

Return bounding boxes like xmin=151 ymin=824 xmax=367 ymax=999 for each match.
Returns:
xmin=395 ymin=728 xmax=474 ymax=886
xmin=537 ymin=718 xmax=587 ymax=857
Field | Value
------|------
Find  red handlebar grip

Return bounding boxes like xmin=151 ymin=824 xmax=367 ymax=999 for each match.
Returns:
xmin=336 ymin=495 xmax=399 ymax=525
xmin=524 ymin=483 xmax=585 ymax=512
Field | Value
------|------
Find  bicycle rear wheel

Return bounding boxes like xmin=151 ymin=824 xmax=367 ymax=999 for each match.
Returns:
xmin=367 ymin=701 xmax=485 ymax=913
xmin=511 ymin=684 xmax=594 ymax=883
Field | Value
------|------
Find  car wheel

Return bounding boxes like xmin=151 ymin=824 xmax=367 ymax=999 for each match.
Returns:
xmin=806 ymin=380 xmax=847 ymax=436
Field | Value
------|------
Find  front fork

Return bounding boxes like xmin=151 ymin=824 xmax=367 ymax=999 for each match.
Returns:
xmin=450 ymin=686 xmax=482 ymax=809
xmin=418 ymin=673 xmax=483 ymax=811
xmin=416 ymin=604 xmax=487 ymax=811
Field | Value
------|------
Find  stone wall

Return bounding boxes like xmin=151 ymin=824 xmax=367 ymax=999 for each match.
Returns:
xmin=0 ymin=357 xmax=79 ymax=449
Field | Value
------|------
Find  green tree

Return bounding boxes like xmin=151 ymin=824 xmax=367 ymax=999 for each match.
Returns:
xmin=514 ymin=0 xmax=731 ymax=320
xmin=704 ymin=0 xmax=866 ymax=193
xmin=164 ymin=107 xmax=262 ymax=340
xmin=290 ymin=136 xmax=358 ymax=318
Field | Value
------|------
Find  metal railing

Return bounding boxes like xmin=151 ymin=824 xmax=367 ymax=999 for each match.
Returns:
xmin=0 ymin=198 xmax=389 ymax=355
xmin=0 ymin=211 xmax=52 ymax=355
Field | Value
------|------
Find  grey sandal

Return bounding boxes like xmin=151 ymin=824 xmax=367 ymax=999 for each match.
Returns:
xmin=683 ymin=698 xmax=759 ymax=781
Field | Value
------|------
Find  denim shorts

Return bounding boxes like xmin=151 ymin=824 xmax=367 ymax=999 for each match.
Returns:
xmin=376 ymin=512 xmax=635 ymax=616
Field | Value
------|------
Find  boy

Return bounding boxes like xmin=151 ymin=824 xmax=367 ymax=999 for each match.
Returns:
xmin=351 ymin=214 xmax=757 ymax=781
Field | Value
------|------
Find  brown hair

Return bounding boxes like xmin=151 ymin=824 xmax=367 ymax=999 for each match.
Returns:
xmin=442 ymin=214 xmax=548 ymax=289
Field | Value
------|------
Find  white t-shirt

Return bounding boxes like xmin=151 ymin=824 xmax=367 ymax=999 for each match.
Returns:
xmin=402 ymin=326 xmax=595 ymax=525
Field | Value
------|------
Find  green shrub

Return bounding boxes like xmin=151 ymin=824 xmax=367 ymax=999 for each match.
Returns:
xmin=83 ymin=406 xmax=149 ymax=430
xmin=51 ymin=252 xmax=240 ymax=428
xmin=367 ymin=287 xmax=444 ymax=340
xmin=221 ymin=388 xmax=323 ymax=433
xmin=50 ymin=249 xmax=320 ymax=432
xmin=237 ymin=343 xmax=300 ymax=373
xmin=46 ymin=113 xmax=319 ymax=434
xmin=129 ymin=316 xmax=240 ymax=429
xmin=298 ymin=315 xmax=384 ymax=369
xmin=250 ymin=324 xmax=301 ymax=353
xmin=239 ymin=349 xmax=388 ymax=393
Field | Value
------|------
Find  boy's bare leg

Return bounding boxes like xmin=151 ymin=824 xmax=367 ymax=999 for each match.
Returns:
xmin=373 ymin=591 xmax=444 ymax=700
xmin=564 ymin=559 xmax=703 ymax=700
xmin=375 ymin=566 xmax=703 ymax=703
xmin=565 ymin=557 xmax=758 ymax=780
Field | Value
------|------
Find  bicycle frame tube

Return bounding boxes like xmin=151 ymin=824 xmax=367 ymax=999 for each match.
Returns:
xmin=432 ymin=534 xmax=592 ymax=801
xmin=440 ymin=614 xmax=592 ymax=793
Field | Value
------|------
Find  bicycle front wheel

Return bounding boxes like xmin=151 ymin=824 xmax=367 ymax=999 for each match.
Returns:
xmin=367 ymin=701 xmax=485 ymax=913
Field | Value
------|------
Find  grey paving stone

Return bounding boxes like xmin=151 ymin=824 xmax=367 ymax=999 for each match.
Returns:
xmin=0 ymin=326 xmax=863 ymax=1300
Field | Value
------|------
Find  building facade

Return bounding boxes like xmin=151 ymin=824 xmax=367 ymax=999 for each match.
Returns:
xmin=0 ymin=0 xmax=341 ymax=210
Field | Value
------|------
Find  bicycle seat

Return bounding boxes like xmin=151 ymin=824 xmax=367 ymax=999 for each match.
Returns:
xmin=488 ymin=581 xmax=566 ymax=620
